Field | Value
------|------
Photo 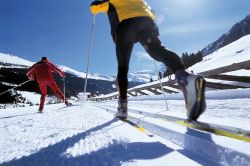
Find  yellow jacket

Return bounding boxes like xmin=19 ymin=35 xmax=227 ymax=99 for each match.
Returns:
xmin=90 ymin=0 xmax=156 ymax=34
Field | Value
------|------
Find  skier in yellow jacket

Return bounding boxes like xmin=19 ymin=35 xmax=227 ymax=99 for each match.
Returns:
xmin=90 ymin=0 xmax=206 ymax=121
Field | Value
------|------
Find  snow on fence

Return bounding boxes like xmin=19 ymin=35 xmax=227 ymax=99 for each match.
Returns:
xmin=90 ymin=60 xmax=250 ymax=101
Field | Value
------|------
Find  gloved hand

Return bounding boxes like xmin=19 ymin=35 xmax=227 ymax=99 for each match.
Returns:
xmin=27 ymin=74 xmax=34 ymax=81
xmin=90 ymin=1 xmax=109 ymax=15
xmin=61 ymin=73 xmax=66 ymax=79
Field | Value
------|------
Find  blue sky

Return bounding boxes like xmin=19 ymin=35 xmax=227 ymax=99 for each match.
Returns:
xmin=0 ymin=0 xmax=250 ymax=75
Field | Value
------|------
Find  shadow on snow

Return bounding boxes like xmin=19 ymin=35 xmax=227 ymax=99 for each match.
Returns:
xmin=177 ymin=128 xmax=220 ymax=166
xmin=1 ymin=118 xmax=173 ymax=166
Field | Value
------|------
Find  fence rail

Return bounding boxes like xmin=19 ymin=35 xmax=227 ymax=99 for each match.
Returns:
xmin=89 ymin=60 xmax=250 ymax=101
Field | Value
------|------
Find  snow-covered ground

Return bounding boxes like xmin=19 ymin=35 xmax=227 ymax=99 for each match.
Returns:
xmin=99 ymin=88 xmax=250 ymax=131
xmin=0 ymin=88 xmax=250 ymax=166
xmin=189 ymin=35 xmax=250 ymax=75
xmin=1 ymin=102 xmax=206 ymax=166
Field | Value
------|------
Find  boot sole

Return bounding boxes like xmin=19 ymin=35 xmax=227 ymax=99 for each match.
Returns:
xmin=188 ymin=77 xmax=206 ymax=121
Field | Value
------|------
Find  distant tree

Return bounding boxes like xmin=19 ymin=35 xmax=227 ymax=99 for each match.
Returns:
xmin=181 ymin=51 xmax=203 ymax=69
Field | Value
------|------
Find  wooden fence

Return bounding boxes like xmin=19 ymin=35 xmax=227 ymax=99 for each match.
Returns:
xmin=89 ymin=60 xmax=250 ymax=101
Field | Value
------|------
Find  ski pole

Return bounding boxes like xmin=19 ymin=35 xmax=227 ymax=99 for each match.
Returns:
xmin=153 ymin=60 xmax=169 ymax=111
xmin=83 ymin=15 xmax=96 ymax=101
xmin=63 ymin=78 xmax=66 ymax=103
xmin=0 ymin=80 xmax=31 ymax=96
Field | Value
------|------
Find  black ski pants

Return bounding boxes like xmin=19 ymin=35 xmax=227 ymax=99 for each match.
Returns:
xmin=115 ymin=17 xmax=185 ymax=100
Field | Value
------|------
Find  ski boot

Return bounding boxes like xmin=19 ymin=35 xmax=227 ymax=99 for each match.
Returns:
xmin=116 ymin=98 xmax=128 ymax=119
xmin=65 ymin=99 xmax=72 ymax=106
xmin=38 ymin=106 xmax=43 ymax=113
xmin=176 ymin=70 xmax=206 ymax=121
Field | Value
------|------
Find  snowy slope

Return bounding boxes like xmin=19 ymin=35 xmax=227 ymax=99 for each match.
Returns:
xmin=57 ymin=65 xmax=115 ymax=81
xmin=0 ymin=52 xmax=153 ymax=82
xmin=128 ymin=70 xmax=158 ymax=83
xmin=202 ymin=14 xmax=250 ymax=56
xmin=189 ymin=34 xmax=250 ymax=75
xmin=0 ymin=53 xmax=34 ymax=67
xmin=0 ymin=53 xmax=114 ymax=81
xmin=58 ymin=66 xmax=158 ymax=82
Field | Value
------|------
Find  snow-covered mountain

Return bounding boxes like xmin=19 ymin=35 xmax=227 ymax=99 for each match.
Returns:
xmin=0 ymin=53 xmax=34 ymax=68
xmin=0 ymin=53 xmax=155 ymax=83
xmin=128 ymin=70 xmax=158 ymax=83
xmin=58 ymin=65 xmax=158 ymax=83
xmin=57 ymin=65 xmax=115 ymax=81
xmin=202 ymin=14 xmax=250 ymax=56
xmin=0 ymin=53 xmax=115 ymax=81
xmin=190 ymin=34 xmax=250 ymax=75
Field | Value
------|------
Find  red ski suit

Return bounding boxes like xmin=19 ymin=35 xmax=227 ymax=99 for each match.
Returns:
xmin=27 ymin=59 xmax=66 ymax=109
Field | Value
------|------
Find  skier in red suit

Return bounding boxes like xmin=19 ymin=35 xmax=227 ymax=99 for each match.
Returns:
xmin=27 ymin=57 xmax=69 ymax=112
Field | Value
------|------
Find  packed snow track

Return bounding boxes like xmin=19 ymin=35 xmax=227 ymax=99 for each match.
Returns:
xmin=0 ymin=102 xmax=250 ymax=166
